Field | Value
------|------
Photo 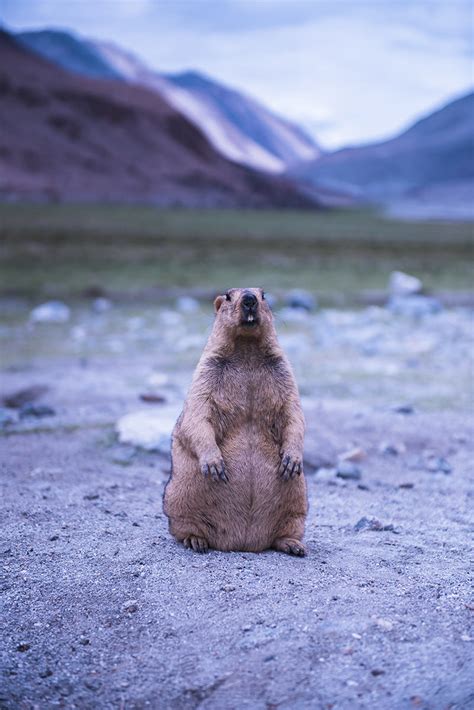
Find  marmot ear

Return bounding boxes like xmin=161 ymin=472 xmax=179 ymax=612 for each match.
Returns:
xmin=214 ymin=295 xmax=225 ymax=312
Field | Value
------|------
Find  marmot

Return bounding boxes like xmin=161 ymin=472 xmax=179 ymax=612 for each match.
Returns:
xmin=163 ymin=287 xmax=307 ymax=555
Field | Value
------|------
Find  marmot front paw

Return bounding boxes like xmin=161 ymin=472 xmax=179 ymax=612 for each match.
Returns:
xmin=278 ymin=452 xmax=302 ymax=480
xmin=200 ymin=455 xmax=228 ymax=483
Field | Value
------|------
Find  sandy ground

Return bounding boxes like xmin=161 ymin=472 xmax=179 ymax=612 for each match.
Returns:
xmin=1 ymin=301 xmax=473 ymax=709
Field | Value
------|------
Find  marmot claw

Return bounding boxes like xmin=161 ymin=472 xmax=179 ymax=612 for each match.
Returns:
xmin=201 ymin=460 xmax=228 ymax=483
xmin=278 ymin=453 xmax=302 ymax=480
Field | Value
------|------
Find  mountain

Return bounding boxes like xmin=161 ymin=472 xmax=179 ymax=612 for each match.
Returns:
xmin=291 ymin=92 xmax=474 ymax=209
xmin=17 ymin=29 xmax=320 ymax=173
xmin=0 ymin=29 xmax=316 ymax=207
xmin=15 ymin=29 xmax=122 ymax=80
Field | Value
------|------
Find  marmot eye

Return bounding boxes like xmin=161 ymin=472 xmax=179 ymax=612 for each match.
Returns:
xmin=261 ymin=291 xmax=265 ymax=300
xmin=225 ymin=293 xmax=231 ymax=301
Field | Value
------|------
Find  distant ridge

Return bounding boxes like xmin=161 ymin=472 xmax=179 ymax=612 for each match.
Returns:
xmin=291 ymin=91 xmax=474 ymax=217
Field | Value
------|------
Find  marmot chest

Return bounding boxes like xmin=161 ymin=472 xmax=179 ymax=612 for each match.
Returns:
xmin=210 ymin=362 xmax=286 ymax=424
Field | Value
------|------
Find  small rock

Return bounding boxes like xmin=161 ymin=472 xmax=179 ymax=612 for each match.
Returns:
xmin=379 ymin=441 xmax=406 ymax=456
xmin=176 ymin=296 xmax=199 ymax=313
xmin=19 ymin=403 xmax=55 ymax=419
xmin=220 ymin=584 xmax=236 ymax=592
xmin=121 ymin=600 xmax=139 ymax=614
xmin=286 ymin=289 xmax=316 ymax=311
xmin=371 ymin=669 xmax=385 ymax=676
xmin=374 ymin=617 xmax=394 ymax=631
xmin=30 ymin=301 xmax=70 ymax=323
xmin=0 ymin=407 xmax=16 ymax=430
xmin=84 ymin=678 xmax=102 ymax=691
xmin=391 ymin=404 xmax=414 ymax=415
xmin=339 ymin=447 xmax=366 ymax=463
xmin=83 ymin=493 xmax=100 ymax=501
xmin=111 ymin=446 xmax=136 ymax=466
xmin=425 ymin=456 xmax=452 ymax=474
xmin=39 ymin=668 xmax=53 ymax=678
xmin=389 ymin=271 xmax=423 ymax=297
xmin=139 ymin=392 xmax=167 ymax=404
xmin=92 ymin=297 xmax=112 ymax=313
xmin=316 ymin=467 xmax=337 ymax=482
xmin=78 ymin=636 xmax=90 ymax=645
xmin=354 ymin=517 xmax=397 ymax=533
xmin=16 ymin=643 xmax=30 ymax=652
xmin=399 ymin=482 xmax=414 ymax=489
xmin=3 ymin=385 xmax=49 ymax=408
xmin=336 ymin=461 xmax=362 ymax=480
xmin=388 ymin=295 xmax=442 ymax=318
xmin=49 ymin=534 xmax=59 ymax=541
xmin=116 ymin=407 xmax=181 ymax=453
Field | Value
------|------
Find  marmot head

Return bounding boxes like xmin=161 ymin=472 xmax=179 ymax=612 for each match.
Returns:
xmin=213 ymin=287 xmax=273 ymax=338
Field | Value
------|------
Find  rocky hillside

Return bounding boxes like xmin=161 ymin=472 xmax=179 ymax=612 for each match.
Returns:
xmin=0 ymin=30 xmax=316 ymax=207
xmin=17 ymin=28 xmax=320 ymax=174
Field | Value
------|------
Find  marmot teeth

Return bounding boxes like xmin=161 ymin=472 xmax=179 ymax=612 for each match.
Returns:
xmin=247 ymin=315 xmax=254 ymax=322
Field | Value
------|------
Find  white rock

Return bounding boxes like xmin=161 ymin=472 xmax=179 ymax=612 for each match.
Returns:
xmin=176 ymin=296 xmax=199 ymax=313
xmin=116 ymin=406 xmax=181 ymax=453
xmin=389 ymin=271 xmax=422 ymax=297
xmin=286 ymin=290 xmax=317 ymax=311
xmin=388 ymin=295 xmax=442 ymax=317
xmin=30 ymin=301 xmax=70 ymax=323
xmin=338 ymin=447 xmax=366 ymax=463
xmin=92 ymin=297 xmax=112 ymax=313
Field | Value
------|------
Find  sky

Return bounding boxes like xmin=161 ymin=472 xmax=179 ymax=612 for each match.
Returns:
xmin=2 ymin=0 xmax=473 ymax=148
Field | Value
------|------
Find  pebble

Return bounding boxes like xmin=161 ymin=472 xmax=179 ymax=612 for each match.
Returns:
xmin=19 ymin=403 xmax=55 ymax=419
xmin=0 ymin=407 xmax=16 ymax=430
xmin=92 ymin=297 xmax=112 ymax=313
xmin=339 ymin=447 xmax=366 ymax=463
xmin=425 ymin=457 xmax=452 ymax=474
xmin=111 ymin=446 xmax=137 ymax=466
xmin=286 ymin=290 xmax=317 ymax=311
xmin=388 ymin=295 xmax=442 ymax=318
xmin=392 ymin=404 xmax=414 ymax=415
xmin=30 ymin=301 xmax=70 ymax=323
xmin=139 ymin=392 xmax=167 ymax=403
xmin=176 ymin=296 xmax=199 ymax=313
xmin=3 ymin=385 xmax=49 ymax=408
xmin=354 ymin=517 xmax=398 ymax=533
xmin=16 ymin=643 xmax=30 ymax=652
xmin=221 ymin=584 xmax=236 ymax=592
xmin=389 ymin=271 xmax=422 ymax=297
xmin=336 ymin=461 xmax=362 ymax=480
xmin=374 ymin=617 xmax=394 ymax=631
xmin=121 ymin=600 xmax=139 ymax=614
xmin=379 ymin=441 xmax=406 ymax=456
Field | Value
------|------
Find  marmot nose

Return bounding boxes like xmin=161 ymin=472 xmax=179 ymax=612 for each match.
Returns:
xmin=242 ymin=293 xmax=257 ymax=308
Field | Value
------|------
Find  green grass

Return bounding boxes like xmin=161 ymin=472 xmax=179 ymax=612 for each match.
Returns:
xmin=1 ymin=203 xmax=473 ymax=298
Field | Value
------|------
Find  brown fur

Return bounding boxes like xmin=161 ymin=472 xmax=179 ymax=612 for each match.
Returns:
xmin=163 ymin=287 xmax=308 ymax=555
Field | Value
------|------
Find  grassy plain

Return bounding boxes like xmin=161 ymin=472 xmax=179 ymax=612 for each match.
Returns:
xmin=1 ymin=203 xmax=472 ymax=298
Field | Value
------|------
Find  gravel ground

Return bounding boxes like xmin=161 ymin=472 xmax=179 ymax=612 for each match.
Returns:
xmin=1 ymin=301 xmax=473 ymax=709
